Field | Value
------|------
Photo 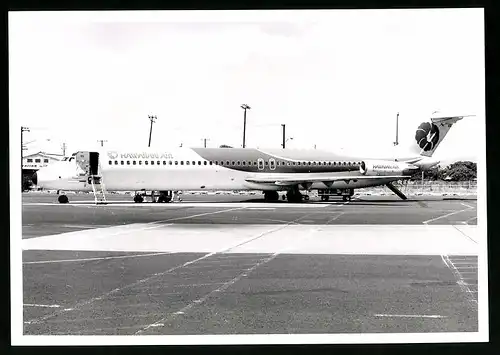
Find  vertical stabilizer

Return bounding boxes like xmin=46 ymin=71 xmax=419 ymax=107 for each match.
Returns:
xmin=411 ymin=115 xmax=472 ymax=157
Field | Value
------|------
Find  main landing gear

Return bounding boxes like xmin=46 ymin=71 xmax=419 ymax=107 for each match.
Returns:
xmin=263 ymin=191 xmax=279 ymax=202
xmin=133 ymin=190 xmax=175 ymax=203
xmin=286 ymin=188 xmax=309 ymax=203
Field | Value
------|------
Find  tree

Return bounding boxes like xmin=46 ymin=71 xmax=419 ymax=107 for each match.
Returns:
xmin=409 ymin=161 xmax=476 ymax=181
xmin=442 ymin=161 xmax=477 ymax=181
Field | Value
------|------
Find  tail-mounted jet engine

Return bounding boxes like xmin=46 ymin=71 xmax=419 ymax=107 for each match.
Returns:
xmin=359 ymin=160 xmax=419 ymax=176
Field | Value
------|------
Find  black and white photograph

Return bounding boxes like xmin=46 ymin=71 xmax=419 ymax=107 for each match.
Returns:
xmin=10 ymin=8 xmax=487 ymax=345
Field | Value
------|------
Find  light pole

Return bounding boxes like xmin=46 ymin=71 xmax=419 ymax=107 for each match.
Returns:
xmin=148 ymin=115 xmax=157 ymax=147
xmin=201 ymin=138 xmax=210 ymax=148
xmin=393 ymin=112 xmax=399 ymax=146
xmin=21 ymin=126 xmax=30 ymax=191
xmin=281 ymin=124 xmax=286 ymax=149
xmin=240 ymin=104 xmax=251 ymax=148
xmin=97 ymin=140 xmax=107 ymax=148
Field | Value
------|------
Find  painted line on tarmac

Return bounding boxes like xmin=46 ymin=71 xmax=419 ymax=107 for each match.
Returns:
xmin=441 ymin=255 xmax=478 ymax=308
xmin=374 ymin=314 xmax=446 ymax=319
xmin=24 ymin=304 xmax=61 ymax=308
xmin=23 ymin=252 xmax=172 ymax=265
xmin=422 ymin=203 xmax=475 ymax=224
xmin=24 ymin=211 xmax=308 ymax=326
xmin=151 ymin=207 xmax=247 ymax=224
xmin=136 ymin=221 xmax=319 ymax=335
xmin=326 ymin=212 xmax=344 ymax=224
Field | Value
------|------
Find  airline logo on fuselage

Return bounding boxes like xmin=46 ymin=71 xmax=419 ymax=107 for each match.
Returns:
xmin=373 ymin=164 xmax=398 ymax=169
xmin=108 ymin=152 xmax=174 ymax=160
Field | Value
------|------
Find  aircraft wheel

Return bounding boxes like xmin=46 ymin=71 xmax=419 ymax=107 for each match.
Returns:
xmin=264 ymin=191 xmax=279 ymax=201
xmin=58 ymin=195 xmax=69 ymax=204
xmin=134 ymin=195 xmax=144 ymax=203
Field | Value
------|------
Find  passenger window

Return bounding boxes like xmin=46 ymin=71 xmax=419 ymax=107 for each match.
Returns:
xmin=308 ymin=162 xmax=311 ymax=166
xmin=163 ymin=161 xmax=166 ymax=165
xmin=139 ymin=161 xmax=142 ymax=165
xmin=169 ymin=161 xmax=172 ymax=165
xmin=126 ymin=161 xmax=130 ymax=165
xmin=186 ymin=161 xmax=190 ymax=165
xmin=198 ymin=161 xmax=201 ymax=165
xmin=157 ymin=161 xmax=160 ymax=165
xmin=204 ymin=161 xmax=207 ymax=165
xmin=151 ymin=160 xmax=155 ymax=165
xmin=175 ymin=161 xmax=178 ymax=165
xmin=209 ymin=161 xmax=212 ymax=165
xmin=109 ymin=160 xmax=112 ymax=165
xmin=121 ymin=161 xmax=124 ymax=165
xmin=237 ymin=161 xmax=241 ymax=165
xmin=242 ymin=161 xmax=246 ymax=166
xmin=114 ymin=161 xmax=118 ymax=165
xmin=232 ymin=161 xmax=235 ymax=165
xmin=145 ymin=161 xmax=148 ymax=165
xmin=226 ymin=160 xmax=230 ymax=165
xmin=133 ymin=161 xmax=136 ymax=165
xmin=181 ymin=161 xmax=184 ymax=165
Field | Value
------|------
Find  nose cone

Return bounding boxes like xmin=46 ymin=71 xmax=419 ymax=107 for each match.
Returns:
xmin=31 ymin=172 xmax=38 ymax=186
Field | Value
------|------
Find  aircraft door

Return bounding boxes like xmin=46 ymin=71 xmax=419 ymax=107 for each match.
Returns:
xmin=75 ymin=151 xmax=90 ymax=174
xmin=269 ymin=158 xmax=276 ymax=170
xmin=89 ymin=152 xmax=99 ymax=175
xmin=257 ymin=158 xmax=264 ymax=171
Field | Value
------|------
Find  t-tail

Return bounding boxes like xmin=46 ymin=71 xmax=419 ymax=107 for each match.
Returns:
xmin=410 ymin=115 xmax=473 ymax=158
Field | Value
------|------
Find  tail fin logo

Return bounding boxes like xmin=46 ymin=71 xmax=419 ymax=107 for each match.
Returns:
xmin=415 ymin=122 xmax=440 ymax=152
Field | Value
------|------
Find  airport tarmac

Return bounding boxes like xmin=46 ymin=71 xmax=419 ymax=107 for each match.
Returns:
xmin=20 ymin=192 xmax=479 ymax=336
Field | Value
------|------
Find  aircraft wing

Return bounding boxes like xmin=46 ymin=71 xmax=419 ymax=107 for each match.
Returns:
xmin=245 ymin=174 xmax=410 ymax=186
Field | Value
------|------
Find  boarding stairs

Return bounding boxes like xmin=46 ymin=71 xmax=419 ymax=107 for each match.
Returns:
xmin=90 ymin=161 xmax=107 ymax=204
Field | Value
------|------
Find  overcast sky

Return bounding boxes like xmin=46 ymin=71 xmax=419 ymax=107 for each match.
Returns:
xmin=10 ymin=9 xmax=484 ymax=165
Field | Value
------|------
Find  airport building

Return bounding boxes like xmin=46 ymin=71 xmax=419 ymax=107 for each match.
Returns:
xmin=22 ymin=151 xmax=64 ymax=191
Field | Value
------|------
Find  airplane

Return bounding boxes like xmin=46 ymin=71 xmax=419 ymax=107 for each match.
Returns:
xmin=30 ymin=115 xmax=470 ymax=204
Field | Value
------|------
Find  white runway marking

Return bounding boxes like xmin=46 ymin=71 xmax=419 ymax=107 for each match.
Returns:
xmin=441 ymin=255 xmax=478 ymax=307
xmin=135 ymin=224 xmax=319 ymax=334
xmin=374 ymin=314 xmax=446 ymax=319
xmin=23 ymin=252 xmax=172 ymax=265
xmin=24 ymin=215 xmax=312 ymax=326
xmin=326 ymin=212 xmax=344 ymax=224
xmin=24 ymin=304 xmax=61 ymax=308
xmin=423 ymin=203 xmax=475 ymax=225
xmin=153 ymin=207 xmax=247 ymax=223
xmin=25 ymin=202 xmax=329 ymax=208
